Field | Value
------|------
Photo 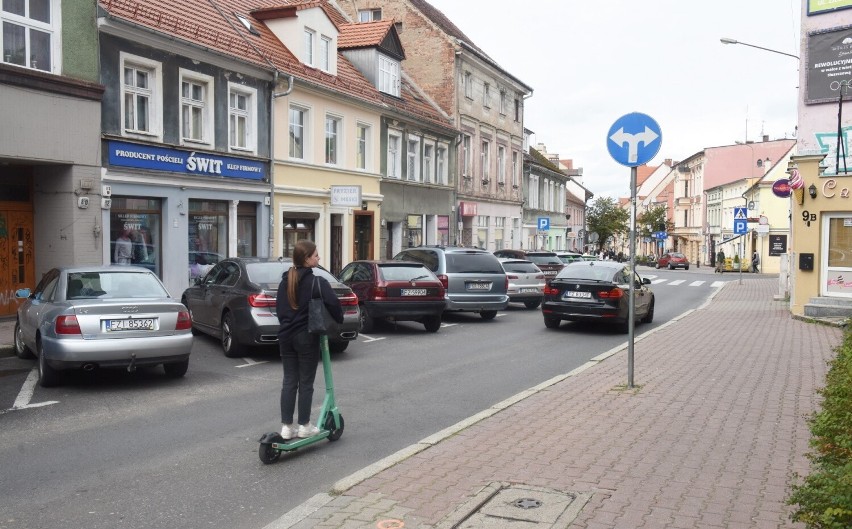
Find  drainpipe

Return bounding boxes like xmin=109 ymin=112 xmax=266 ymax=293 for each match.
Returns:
xmin=269 ymin=72 xmax=294 ymax=259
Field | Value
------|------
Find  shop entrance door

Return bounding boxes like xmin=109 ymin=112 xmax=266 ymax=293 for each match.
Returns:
xmin=354 ymin=212 xmax=373 ymax=260
xmin=330 ymin=223 xmax=342 ymax=276
xmin=0 ymin=210 xmax=35 ymax=317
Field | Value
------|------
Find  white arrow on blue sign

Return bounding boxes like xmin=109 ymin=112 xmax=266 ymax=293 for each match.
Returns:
xmin=607 ymin=112 xmax=663 ymax=167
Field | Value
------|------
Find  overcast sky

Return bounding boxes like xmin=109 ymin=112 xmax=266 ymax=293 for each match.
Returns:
xmin=425 ymin=0 xmax=802 ymax=199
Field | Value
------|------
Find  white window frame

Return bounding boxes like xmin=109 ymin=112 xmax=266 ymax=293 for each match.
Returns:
xmin=497 ymin=145 xmax=506 ymax=184
xmin=358 ymin=8 xmax=381 ymax=21
xmin=120 ymin=52 xmax=163 ymax=141
xmin=356 ymin=122 xmax=370 ymax=171
xmin=325 ymin=114 xmax=342 ymax=165
xmin=436 ymin=143 xmax=448 ymax=185
xmin=387 ymin=129 xmax=402 ymax=179
xmin=1 ymin=0 xmax=60 ymax=73
xmin=483 ymin=83 xmax=491 ymax=108
xmin=423 ymin=141 xmax=434 ymax=183
xmin=481 ymin=140 xmax=490 ymax=182
xmin=378 ymin=54 xmax=400 ymax=96
xmin=304 ymin=28 xmax=315 ymax=66
xmin=512 ymin=151 xmax=519 ymax=187
xmin=407 ymin=134 xmax=421 ymax=182
xmin=462 ymin=134 xmax=471 ymax=176
xmin=319 ymin=35 xmax=331 ymax=72
xmin=289 ymin=105 xmax=309 ymax=160
xmin=499 ymin=90 xmax=507 ymax=115
xmin=227 ymin=83 xmax=257 ymax=154
xmin=179 ymin=69 xmax=215 ymax=146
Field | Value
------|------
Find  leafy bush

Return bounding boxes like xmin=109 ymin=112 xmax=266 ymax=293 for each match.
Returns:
xmin=787 ymin=324 xmax=852 ymax=529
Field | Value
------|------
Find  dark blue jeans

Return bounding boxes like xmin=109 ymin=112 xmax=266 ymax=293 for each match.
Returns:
xmin=280 ymin=330 xmax=320 ymax=425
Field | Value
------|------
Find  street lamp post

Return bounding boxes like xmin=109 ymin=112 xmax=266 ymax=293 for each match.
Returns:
xmin=719 ymin=38 xmax=799 ymax=60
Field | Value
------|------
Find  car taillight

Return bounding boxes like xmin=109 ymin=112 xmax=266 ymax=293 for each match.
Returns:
xmin=338 ymin=292 xmax=359 ymax=306
xmin=535 ymin=274 xmax=545 ymax=280
xmin=437 ymin=274 xmax=449 ymax=290
xmin=597 ymin=288 xmax=624 ymax=299
xmin=248 ymin=293 xmax=277 ymax=307
xmin=506 ymin=274 xmax=519 ymax=280
xmin=505 ymin=275 xmax=509 ymax=290
xmin=372 ymin=286 xmax=387 ymax=299
xmin=55 ymin=315 xmax=81 ymax=335
xmin=543 ymin=285 xmax=559 ymax=296
xmin=175 ymin=310 xmax=193 ymax=330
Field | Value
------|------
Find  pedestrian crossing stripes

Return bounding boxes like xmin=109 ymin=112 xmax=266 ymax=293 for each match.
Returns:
xmin=645 ymin=276 xmax=725 ymax=288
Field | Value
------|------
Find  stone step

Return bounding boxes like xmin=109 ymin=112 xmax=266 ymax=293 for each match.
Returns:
xmin=804 ymin=301 xmax=852 ymax=318
xmin=807 ymin=296 xmax=852 ymax=307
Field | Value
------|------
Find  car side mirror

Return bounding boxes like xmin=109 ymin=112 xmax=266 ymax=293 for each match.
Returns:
xmin=194 ymin=277 xmax=202 ymax=286
xmin=642 ymin=278 xmax=651 ymax=285
xmin=15 ymin=288 xmax=32 ymax=299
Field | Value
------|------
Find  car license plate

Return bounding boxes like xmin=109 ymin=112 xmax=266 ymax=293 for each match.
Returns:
xmin=563 ymin=291 xmax=591 ymax=299
xmin=401 ymin=288 xmax=427 ymax=296
xmin=467 ymin=282 xmax=491 ymax=291
xmin=520 ymin=288 xmax=539 ymax=293
xmin=106 ymin=318 xmax=155 ymax=331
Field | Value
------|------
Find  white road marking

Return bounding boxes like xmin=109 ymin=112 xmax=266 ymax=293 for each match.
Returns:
xmin=711 ymin=281 xmax=726 ymax=287
xmin=652 ymin=279 xmax=667 ymax=284
xmin=236 ymin=358 xmax=270 ymax=368
xmin=5 ymin=367 xmax=59 ymax=413
xmin=358 ymin=334 xmax=386 ymax=343
xmin=689 ymin=281 xmax=705 ymax=287
xmin=441 ymin=323 xmax=458 ymax=327
xmin=668 ymin=280 xmax=686 ymax=286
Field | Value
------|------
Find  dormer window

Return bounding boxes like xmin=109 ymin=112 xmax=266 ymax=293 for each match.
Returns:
xmin=319 ymin=35 xmax=331 ymax=71
xmin=236 ymin=14 xmax=260 ymax=36
xmin=378 ymin=54 xmax=400 ymax=97
xmin=358 ymin=8 xmax=381 ymax=22
xmin=304 ymin=28 xmax=315 ymax=65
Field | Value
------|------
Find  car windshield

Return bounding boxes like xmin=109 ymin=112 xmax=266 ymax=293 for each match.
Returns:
xmin=67 ymin=271 xmax=168 ymax=299
xmin=502 ymin=262 xmax=540 ymax=273
xmin=671 ymin=253 xmax=685 ymax=259
xmin=556 ymin=264 xmax=617 ymax=282
xmin=264 ymin=261 xmax=340 ymax=286
xmin=445 ymin=253 xmax=504 ymax=274
xmin=378 ymin=264 xmax=434 ymax=281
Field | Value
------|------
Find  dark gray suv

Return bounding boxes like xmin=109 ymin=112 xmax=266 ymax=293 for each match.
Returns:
xmin=392 ymin=246 xmax=508 ymax=320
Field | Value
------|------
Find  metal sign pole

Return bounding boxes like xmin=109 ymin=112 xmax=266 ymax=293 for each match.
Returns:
xmin=628 ymin=166 xmax=637 ymax=388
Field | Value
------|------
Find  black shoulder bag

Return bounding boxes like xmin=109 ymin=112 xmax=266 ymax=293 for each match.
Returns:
xmin=308 ymin=276 xmax=334 ymax=334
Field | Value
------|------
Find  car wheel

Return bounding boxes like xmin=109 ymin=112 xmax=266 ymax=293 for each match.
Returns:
xmin=182 ymin=298 xmax=201 ymax=336
xmin=37 ymin=338 xmax=61 ymax=388
xmin=163 ymin=359 xmax=189 ymax=378
xmin=655 ymin=262 xmax=660 ymax=269
xmin=359 ymin=306 xmax=374 ymax=333
xmin=641 ymin=299 xmax=655 ymax=324
xmin=685 ymin=266 xmax=689 ymax=270
xmin=324 ymin=413 xmax=344 ymax=442
xmin=543 ymin=316 xmax=561 ymax=329
xmin=221 ymin=312 xmax=245 ymax=358
xmin=328 ymin=341 xmax=349 ymax=353
xmin=668 ymin=263 xmax=674 ymax=270
xmin=523 ymin=300 xmax=541 ymax=309
xmin=14 ymin=321 xmax=34 ymax=359
xmin=423 ymin=315 xmax=442 ymax=332
xmin=480 ymin=310 xmax=497 ymax=320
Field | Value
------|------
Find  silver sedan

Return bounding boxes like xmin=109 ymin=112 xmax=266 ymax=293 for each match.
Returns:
xmin=14 ymin=266 xmax=193 ymax=387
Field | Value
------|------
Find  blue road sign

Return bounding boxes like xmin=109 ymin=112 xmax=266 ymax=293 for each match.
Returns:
xmin=607 ymin=112 xmax=663 ymax=167
xmin=734 ymin=207 xmax=748 ymax=235
xmin=538 ymin=217 xmax=550 ymax=230
xmin=653 ymin=231 xmax=668 ymax=239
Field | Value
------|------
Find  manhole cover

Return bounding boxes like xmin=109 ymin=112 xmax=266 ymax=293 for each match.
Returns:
xmin=512 ymin=498 xmax=542 ymax=509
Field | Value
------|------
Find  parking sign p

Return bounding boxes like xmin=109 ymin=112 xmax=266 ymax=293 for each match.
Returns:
xmin=538 ymin=217 xmax=550 ymax=230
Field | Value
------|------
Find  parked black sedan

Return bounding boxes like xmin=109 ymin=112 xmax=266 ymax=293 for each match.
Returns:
xmin=541 ymin=260 xmax=655 ymax=333
xmin=182 ymin=258 xmax=359 ymax=356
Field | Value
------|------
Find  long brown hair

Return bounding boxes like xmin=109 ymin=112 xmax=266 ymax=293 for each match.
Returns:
xmin=287 ymin=240 xmax=316 ymax=309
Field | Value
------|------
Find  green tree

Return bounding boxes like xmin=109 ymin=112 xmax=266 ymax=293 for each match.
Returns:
xmin=586 ymin=197 xmax=629 ymax=251
xmin=636 ymin=205 xmax=672 ymax=239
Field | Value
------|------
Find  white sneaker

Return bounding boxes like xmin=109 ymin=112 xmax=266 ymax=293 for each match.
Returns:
xmin=281 ymin=423 xmax=297 ymax=440
xmin=297 ymin=423 xmax=320 ymax=438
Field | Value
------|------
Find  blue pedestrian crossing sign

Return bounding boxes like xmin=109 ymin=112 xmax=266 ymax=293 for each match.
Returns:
xmin=607 ymin=112 xmax=663 ymax=167
xmin=733 ymin=207 xmax=748 ymax=235
xmin=538 ymin=217 xmax=550 ymax=231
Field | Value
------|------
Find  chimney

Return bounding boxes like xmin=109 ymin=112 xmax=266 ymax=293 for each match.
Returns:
xmin=664 ymin=158 xmax=672 ymax=166
xmin=763 ymin=135 xmax=769 ymax=142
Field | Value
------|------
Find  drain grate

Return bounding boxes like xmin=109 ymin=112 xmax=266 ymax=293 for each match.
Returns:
xmin=512 ymin=498 xmax=542 ymax=509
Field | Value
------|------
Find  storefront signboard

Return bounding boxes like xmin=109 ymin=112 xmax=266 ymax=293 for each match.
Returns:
xmin=808 ymin=0 xmax=852 ymax=15
xmin=806 ymin=26 xmax=852 ymax=103
xmin=107 ymin=140 xmax=266 ymax=180
xmin=330 ymin=185 xmax=362 ymax=207
xmin=769 ymin=234 xmax=787 ymax=256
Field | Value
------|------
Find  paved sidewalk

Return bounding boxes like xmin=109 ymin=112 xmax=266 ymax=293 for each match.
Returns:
xmin=266 ymin=278 xmax=843 ymax=529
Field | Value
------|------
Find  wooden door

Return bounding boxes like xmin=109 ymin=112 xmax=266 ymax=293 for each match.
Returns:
xmin=0 ymin=210 xmax=35 ymax=316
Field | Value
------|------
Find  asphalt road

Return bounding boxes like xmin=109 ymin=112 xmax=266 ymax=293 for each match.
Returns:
xmin=0 ymin=267 xmax=741 ymax=529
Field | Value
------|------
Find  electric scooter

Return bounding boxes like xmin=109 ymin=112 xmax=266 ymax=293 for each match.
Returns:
xmin=258 ymin=334 xmax=344 ymax=464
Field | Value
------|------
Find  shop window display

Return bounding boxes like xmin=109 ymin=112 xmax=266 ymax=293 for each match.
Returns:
xmin=110 ymin=198 xmax=161 ymax=275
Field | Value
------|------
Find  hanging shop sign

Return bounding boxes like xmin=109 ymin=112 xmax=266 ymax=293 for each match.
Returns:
xmin=772 ymin=178 xmax=792 ymax=198
xmin=107 ymin=140 xmax=266 ymax=180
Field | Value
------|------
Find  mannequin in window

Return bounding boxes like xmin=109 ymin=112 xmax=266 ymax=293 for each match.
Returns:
xmin=114 ymin=229 xmax=133 ymax=265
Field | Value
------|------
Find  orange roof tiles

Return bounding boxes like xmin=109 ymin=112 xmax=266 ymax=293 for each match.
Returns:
xmin=98 ymin=0 xmax=454 ymax=130
xmin=338 ymin=20 xmax=395 ymax=49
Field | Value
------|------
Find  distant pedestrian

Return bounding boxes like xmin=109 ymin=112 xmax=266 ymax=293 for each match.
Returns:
xmin=751 ymin=250 xmax=760 ymax=273
xmin=715 ymin=249 xmax=725 ymax=274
